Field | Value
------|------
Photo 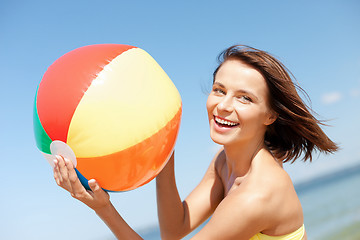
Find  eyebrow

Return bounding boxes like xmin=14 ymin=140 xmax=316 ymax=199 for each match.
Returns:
xmin=213 ymin=81 xmax=259 ymax=101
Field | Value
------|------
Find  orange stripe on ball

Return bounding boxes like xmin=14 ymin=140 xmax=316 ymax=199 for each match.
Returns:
xmin=76 ymin=107 xmax=182 ymax=191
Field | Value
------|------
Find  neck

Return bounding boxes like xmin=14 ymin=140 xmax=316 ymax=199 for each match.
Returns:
xmin=223 ymin=137 xmax=265 ymax=177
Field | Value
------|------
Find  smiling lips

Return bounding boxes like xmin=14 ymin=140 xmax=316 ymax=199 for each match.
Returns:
xmin=214 ymin=115 xmax=239 ymax=128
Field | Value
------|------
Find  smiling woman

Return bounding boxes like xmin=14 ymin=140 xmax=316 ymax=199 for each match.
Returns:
xmin=52 ymin=45 xmax=338 ymax=240
xmin=212 ymin=45 xmax=338 ymax=163
xmin=207 ymin=59 xmax=277 ymax=147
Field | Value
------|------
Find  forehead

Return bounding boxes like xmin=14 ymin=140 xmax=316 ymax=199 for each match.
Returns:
xmin=215 ymin=60 xmax=269 ymax=96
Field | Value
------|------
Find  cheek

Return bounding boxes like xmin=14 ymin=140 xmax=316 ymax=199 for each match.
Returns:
xmin=206 ymin=96 xmax=215 ymax=115
xmin=234 ymin=104 xmax=252 ymax=115
xmin=234 ymin=105 xmax=265 ymax=123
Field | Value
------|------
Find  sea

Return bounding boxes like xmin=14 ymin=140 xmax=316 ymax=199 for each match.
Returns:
xmin=137 ymin=163 xmax=360 ymax=240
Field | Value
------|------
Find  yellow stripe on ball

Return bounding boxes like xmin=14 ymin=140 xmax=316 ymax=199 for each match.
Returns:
xmin=67 ymin=48 xmax=181 ymax=158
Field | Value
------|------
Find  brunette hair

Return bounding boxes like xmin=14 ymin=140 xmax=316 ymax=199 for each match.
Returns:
xmin=214 ymin=45 xmax=338 ymax=163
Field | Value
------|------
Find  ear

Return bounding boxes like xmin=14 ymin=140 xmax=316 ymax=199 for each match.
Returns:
xmin=264 ymin=111 xmax=278 ymax=126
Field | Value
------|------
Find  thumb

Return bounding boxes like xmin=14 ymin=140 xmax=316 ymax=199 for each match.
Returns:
xmin=86 ymin=179 xmax=110 ymax=210
xmin=88 ymin=179 xmax=103 ymax=194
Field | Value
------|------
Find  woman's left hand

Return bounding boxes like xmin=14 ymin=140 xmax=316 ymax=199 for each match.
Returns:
xmin=53 ymin=155 xmax=110 ymax=211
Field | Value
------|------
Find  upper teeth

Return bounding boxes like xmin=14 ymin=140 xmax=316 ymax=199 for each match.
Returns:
xmin=215 ymin=117 xmax=238 ymax=126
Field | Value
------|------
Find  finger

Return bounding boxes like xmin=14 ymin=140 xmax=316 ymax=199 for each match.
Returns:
xmin=64 ymin=158 xmax=89 ymax=199
xmin=57 ymin=155 xmax=69 ymax=180
xmin=88 ymin=179 xmax=108 ymax=198
xmin=53 ymin=159 xmax=61 ymax=186
xmin=53 ymin=157 xmax=64 ymax=184
xmin=55 ymin=155 xmax=72 ymax=191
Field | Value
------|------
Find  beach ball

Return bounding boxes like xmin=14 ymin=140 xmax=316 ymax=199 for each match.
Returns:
xmin=33 ymin=44 xmax=182 ymax=192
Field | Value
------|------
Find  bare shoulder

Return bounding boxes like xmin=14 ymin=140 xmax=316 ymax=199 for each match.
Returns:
xmin=213 ymin=148 xmax=226 ymax=172
xmin=192 ymin=149 xmax=304 ymax=239
xmin=252 ymin=157 xmax=294 ymax=193
xmin=193 ymin=187 xmax=270 ymax=239
xmin=241 ymin=151 xmax=304 ymax=234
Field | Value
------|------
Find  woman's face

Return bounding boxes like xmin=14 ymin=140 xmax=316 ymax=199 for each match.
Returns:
xmin=206 ymin=59 xmax=276 ymax=146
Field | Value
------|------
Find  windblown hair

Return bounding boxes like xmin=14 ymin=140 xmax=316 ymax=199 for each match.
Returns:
xmin=213 ymin=45 xmax=338 ymax=163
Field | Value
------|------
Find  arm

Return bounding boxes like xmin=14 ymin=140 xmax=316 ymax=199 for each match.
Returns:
xmin=190 ymin=190 xmax=268 ymax=240
xmin=156 ymin=150 xmax=224 ymax=240
xmin=53 ymin=155 xmax=143 ymax=240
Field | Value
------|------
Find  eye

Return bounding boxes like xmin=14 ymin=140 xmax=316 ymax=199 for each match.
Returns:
xmin=237 ymin=95 xmax=252 ymax=103
xmin=212 ymin=87 xmax=226 ymax=95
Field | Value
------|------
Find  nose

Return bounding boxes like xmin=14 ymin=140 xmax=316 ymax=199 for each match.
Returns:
xmin=217 ymin=95 xmax=233 ymax=112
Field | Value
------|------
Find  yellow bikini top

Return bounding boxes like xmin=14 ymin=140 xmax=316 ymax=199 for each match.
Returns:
xmin=249 ymin=224 xmax=305 ymax=240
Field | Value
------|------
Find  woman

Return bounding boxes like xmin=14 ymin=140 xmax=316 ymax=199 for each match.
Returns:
xmin=53 ymin=45 xmax=338 ymax=239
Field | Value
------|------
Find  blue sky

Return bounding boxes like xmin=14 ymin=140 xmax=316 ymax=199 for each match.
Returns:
xmin=1 ymin=1 xmax=359 ymax=239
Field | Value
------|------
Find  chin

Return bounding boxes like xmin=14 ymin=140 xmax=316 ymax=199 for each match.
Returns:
xmin=210 ymin=132 xmax=229 ymax=146
xmin=210 ymin=138 xmax=224 ymax=146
